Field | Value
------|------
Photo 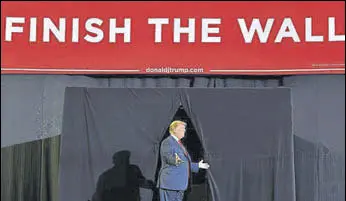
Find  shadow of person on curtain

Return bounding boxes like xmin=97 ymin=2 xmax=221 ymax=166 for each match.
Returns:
xmin=91 ymin=150 xmax=155 ymax=201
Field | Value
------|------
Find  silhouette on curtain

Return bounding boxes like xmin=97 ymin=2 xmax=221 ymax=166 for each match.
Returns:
xmin=91 ymin=150 xmax=155 ymax=201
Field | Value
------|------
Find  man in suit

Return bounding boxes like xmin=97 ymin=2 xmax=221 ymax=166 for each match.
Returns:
xmin=157 ymin=120 xmax=210 ymax=201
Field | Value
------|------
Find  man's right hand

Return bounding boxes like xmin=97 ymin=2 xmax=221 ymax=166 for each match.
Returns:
xmin=175 ymin=153 xmax=183 ymax=165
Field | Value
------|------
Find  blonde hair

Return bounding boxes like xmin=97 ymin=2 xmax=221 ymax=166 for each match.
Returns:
xmin=169 ymin=120 xmax=186 ymax=134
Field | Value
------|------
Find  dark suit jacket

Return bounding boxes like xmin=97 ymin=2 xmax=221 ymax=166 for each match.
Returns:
xmin=157 ymin=135 xmax=199 ymax=191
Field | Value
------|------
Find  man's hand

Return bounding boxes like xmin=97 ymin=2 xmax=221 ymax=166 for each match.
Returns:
xmin=175 ymin=153 xmax=183 ymax=165
xmin=198 ymin=160 xmax=210 ymax=169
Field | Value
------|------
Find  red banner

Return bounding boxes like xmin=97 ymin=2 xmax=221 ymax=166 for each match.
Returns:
xmin=1 ymin=1 xmax=345 ymax=75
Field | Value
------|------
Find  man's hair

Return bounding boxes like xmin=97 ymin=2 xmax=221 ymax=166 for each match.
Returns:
xmin=169 ymin=120 xmax=186 ymax=134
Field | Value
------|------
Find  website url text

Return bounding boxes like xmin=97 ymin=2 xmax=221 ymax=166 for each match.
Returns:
xmin=146 ymin=67 xmax=204 ymax=74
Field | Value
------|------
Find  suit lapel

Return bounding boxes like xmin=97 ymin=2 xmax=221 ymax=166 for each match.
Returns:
xmin=172 ymin=136 xmax=185 ymax=153
xmin=169 ymin=135 xmax=190 ymax=158
xmin=168 ymin=135 xmax=193 ymax=163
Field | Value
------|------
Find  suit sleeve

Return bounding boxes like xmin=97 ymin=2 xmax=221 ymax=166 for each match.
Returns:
xmin=190 ymin=162 xmax=199 ymax=173
xmin=160 ymin=140 xmax=177 ymax=166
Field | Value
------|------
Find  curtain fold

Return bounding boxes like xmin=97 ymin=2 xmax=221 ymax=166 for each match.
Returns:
xmin=1 ymin=136 xmax=60 ymax=201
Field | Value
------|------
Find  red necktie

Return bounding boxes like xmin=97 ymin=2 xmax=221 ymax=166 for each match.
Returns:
xmin=178 ymin=140 xmax=191 ymax=179
xmin=178 ymin=140 xmax=188 ymax=156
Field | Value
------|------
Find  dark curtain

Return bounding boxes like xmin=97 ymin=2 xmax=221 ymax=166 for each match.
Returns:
xmin=59 ymin=87 xmax=293 ymax=201
xmin=1 ymin=136 xmax=60 ymax=201
xmin=284 ymin=75 xmax=345 ymax=201
xmin=1 ymin=75 xmax=344 ymax=201
xmin=1 ymin=75 xmax=280 ymax=147
xmin=59 ymin=88 xmax=181 ymax=201
xmin=179 ymin=88 xmax=294 ymax=201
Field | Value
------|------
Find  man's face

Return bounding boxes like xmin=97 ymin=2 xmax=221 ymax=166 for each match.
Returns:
xmin=174 ymin=124 xmax=186 ymax=139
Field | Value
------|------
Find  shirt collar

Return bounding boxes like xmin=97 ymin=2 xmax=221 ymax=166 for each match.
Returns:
xmin=171 ymin=134 xmax=179 ymax=142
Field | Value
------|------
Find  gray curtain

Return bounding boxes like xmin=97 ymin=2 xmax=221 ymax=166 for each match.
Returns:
xmin=1 ymin=75 xmax=281 ymax=147
xmin=1 ymin=74 xmax=344 ymax=201
xmin=284 ymin=75 xmax=345 ymax=201
xmin=1 ymin=75 xmax=108 ymax=147
xmin=179 ymin=88 xmax=294 ymax=201
xmin=59 ymin=88 xmax=182 ymax=201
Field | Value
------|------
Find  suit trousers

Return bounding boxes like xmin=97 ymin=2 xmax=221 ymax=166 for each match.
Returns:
xmin=159 ymin=188 xmax=184 ymax=201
